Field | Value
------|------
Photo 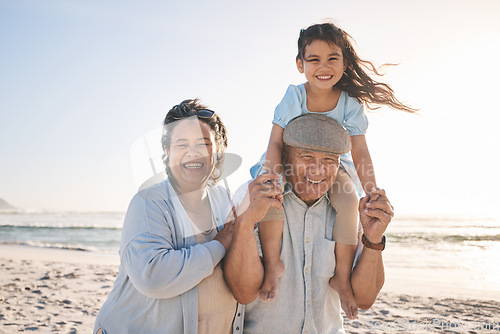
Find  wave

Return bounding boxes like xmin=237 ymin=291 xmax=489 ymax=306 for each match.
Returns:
xmin=387 ymin=233 xmax=500 ymax=243
xmin=0 ymin=210 xmax=126 ymax=215
xmin=0 ymin=241 xmax=100 ymax=252
xmin=0 ymin=224 xmax=122 ymax=230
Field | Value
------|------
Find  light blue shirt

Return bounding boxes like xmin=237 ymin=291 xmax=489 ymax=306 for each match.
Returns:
xmin=250 ymin=84 xmax=366 ymax=195
xmin=94 ymin=179 xmax=245 ymax=334
xmin=273 ymin=84 xmax=368 ymax=136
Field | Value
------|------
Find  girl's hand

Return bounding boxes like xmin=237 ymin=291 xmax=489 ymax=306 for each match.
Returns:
xmin=367 ymin=187 xmax=380 ymax=203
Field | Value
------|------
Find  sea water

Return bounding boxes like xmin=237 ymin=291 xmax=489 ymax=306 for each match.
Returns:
xmin=0 ymin=211 xmax=123 ymax=254
xmin=1 ymin=212 xmax=499 ymax=294
xmin=383 ymin=215 xmax=500 ymax=296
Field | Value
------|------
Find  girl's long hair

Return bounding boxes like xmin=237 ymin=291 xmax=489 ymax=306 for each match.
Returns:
xmin=298 ymin=23 xmax=417 ymax=113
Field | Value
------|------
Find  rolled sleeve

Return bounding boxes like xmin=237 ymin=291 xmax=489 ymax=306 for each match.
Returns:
xmin=205 ymin=239 xmax=227 ymax=265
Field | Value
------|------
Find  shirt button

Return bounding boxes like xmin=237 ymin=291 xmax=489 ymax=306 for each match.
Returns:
xmin=306 ymin=237 xmax=310 ymax=243
xmin=305 ymin=268 xmax=309 ymax=274
xmin=237 ymin=313 xmax=241 ymax=317
xmin=307 ymin=300 xmax=310 ymax=306
xmin=236 ymin=326 xmax=240 ymax=330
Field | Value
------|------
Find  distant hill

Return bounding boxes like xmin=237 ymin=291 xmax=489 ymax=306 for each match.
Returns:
xmin=0 ymin=198 xmax=17 ymax=210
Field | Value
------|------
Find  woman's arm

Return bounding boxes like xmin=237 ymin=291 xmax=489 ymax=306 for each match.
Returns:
xmin=119 ymin=196 xmax=227 ymax=299
xmin=263 ymin=124 xmax=285 ymax=175
xmin=350 ymin=135 xmax=377 ymax=195
xmin=122 ymin=234 xmax=226 ymax=299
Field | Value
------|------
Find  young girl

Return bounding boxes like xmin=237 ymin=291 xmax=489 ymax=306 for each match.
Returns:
xmin=254 ymin=22 xmax=416 ymax=319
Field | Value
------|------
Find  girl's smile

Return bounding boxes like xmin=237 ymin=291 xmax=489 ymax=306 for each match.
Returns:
xmin=296 ymin=39 xmax=347 ymax=91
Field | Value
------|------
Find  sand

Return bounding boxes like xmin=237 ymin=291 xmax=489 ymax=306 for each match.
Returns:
xmin=1 ymin=245 xmax=499 ymax=333
xmin=0 ymin=246 xmax=118 ymax=333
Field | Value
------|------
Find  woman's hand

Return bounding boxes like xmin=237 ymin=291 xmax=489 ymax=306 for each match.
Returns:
xmin=214 ymin=205 xmax=238 ymax=251
xmin=214 ymin=223 xmax=234 ymax=251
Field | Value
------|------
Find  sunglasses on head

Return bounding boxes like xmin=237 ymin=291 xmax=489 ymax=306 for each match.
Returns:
xmin=170 ymin=109 xmax=215 ymax=120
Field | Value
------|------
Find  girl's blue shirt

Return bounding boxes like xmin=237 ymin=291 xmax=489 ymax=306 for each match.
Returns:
xmin=250 ymin=84 xmax=367 ymax=196
xmin=272 ymin=83 xmax=368 ymax=136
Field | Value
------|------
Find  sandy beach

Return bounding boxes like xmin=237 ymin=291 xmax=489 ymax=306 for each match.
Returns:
xmin=1 ymin=245 xmax=499 ymax=334
xmin=0 ymin=246 xmax=119 ymax=334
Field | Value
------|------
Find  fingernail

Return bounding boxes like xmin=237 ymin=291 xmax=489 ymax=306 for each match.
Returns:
xmin=366 ymin=202 xmax=371 ymax=206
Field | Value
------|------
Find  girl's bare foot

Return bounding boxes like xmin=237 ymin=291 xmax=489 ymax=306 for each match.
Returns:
xmin=259 ymin=261 xmax=284 ymax=302
xmin=329 ymin=275 xmax=358 ymax=320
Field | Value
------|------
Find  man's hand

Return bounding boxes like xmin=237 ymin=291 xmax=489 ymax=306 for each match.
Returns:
xmin=236 ymin=173 xmax=283 ymax=224
xmin=359 ymin=188 xmax=394 ymax=244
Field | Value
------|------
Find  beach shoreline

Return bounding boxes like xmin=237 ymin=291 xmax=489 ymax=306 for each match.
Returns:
xmin=1 ymin=245 xmax=498 ymax=333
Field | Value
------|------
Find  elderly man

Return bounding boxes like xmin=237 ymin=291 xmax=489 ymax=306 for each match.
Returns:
xmin=224 ymin=114 xmax=393 ymax=333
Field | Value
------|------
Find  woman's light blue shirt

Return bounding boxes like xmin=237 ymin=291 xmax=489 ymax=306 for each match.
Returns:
xmin=93 ymin=179 xmax=245 ymax=334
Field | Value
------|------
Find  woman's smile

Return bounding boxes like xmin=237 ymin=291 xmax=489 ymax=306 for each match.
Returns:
xmin=167 ymin=119 xmax=216 ymax=191
xmin=183 ymin=161 xmax=204 ymax=169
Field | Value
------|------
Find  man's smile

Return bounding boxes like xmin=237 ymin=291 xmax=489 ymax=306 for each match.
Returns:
xmin=305 ymin=177 xmax=324 ymax=184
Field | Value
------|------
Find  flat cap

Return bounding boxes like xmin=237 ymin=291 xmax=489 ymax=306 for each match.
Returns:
xmin=283 ymin=114 xmax=351 ymax=155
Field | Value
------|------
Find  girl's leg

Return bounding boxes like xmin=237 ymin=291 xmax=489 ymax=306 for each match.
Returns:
xmin=258 ymin=208 xmax=285 ymax=302
xmin=328 ymin=168 xmax=359 ymax=319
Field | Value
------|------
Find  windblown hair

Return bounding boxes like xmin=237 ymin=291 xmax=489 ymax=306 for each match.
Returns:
xmin=161 ymin=99 xmax=228 ymax=183
xmin=297 ymin=23 xmax=417 ymax=113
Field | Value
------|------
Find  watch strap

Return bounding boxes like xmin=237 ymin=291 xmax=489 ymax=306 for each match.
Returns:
xmin=362 ymin=234 xmax=386 ymax=251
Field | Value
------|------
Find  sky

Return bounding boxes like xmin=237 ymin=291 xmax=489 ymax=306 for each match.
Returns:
xmin=1 ymin=0 xmax=499 ymax=216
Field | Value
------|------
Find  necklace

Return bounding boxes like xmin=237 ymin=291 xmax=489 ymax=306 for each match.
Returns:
xmin=172 ymin=186 xmax=214 ymax=234
xmin=177 ymin=194 xmax=209 ymax=215
xmin=200 ymin=216 xmax=215 ymax=235
xmin=186 ymin=204 xmax=215 ymax=235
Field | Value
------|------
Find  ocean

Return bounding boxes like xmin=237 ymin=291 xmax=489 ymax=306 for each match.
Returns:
xmin=1 ymin=212 xmax=499 ymax=295
xmin=383 ymin=215 xmax=500 ymax=297
xmin=0 ymin=211 xmax=124 ymax=254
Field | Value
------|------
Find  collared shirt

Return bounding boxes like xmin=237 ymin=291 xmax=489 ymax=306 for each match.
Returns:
xmin=241 ymin=184 xmax=346 ymax=334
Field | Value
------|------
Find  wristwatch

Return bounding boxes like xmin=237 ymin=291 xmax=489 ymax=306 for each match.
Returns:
xmin=361 ymin=234 xmax=386 ymax=251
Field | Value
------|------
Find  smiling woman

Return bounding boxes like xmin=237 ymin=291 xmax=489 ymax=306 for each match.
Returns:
xmin=93 ymin=99 xmax=243 ymax=334
xmin=165 ymin=119 xmax=215 ymax=191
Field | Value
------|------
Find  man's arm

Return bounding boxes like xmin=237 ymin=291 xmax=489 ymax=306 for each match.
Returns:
xmin=351 ymin=188 xmax=394 ymax=310
xmin=224 ymin=174 xmax=282 ymax=304
xmin=224 ymin=214 xmax=265 ymax=304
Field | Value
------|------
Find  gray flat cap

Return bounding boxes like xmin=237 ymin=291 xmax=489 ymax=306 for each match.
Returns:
xmin=283 ymin=114 xmax=351 ymax=154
